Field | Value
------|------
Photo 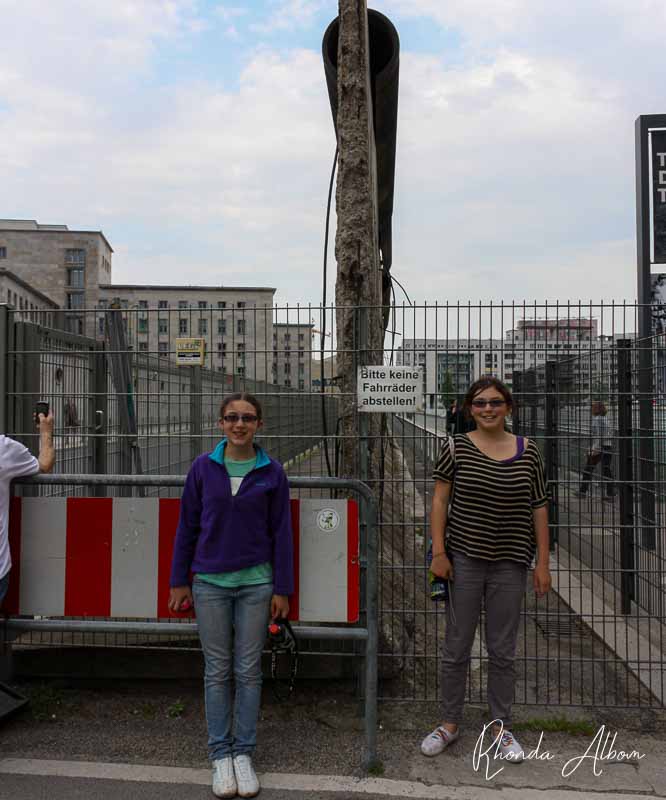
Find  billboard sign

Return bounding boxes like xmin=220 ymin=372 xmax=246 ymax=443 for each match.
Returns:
xmin=651 ymin=130 xmax=666 ymax=263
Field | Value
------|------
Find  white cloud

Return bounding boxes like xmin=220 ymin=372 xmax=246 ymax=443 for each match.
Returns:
xmin=0 ymin=0 xmax=663 ymax=305
xmin=251 ymin=0 xmax=326 ymax=34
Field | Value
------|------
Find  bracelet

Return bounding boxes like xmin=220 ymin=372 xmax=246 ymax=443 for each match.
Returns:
xmin=432 ymin=553 xmax=447 ymax=559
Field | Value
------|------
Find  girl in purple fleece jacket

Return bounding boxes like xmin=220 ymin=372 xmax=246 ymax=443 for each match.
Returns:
xmin=169 ymin=392 xmax=293 ymax=799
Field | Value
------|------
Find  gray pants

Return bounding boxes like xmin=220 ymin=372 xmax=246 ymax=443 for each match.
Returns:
xmin=441 ymin=551 xmax=526 ymax=728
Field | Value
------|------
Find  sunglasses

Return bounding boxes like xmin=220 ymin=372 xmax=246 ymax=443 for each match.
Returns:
xmin=222 ymin=413 xmax=259 ymax=424
xmin=471 ymin=399 xmax=507 ymax=409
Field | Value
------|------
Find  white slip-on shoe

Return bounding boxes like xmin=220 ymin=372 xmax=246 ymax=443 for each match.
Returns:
xmin=420 ymin=725 xmax=460 ymax=756
xmin=498 ymin=729 xmax=525 ymax=763
xmin=212 ymin=756 xmax=237 ymax=798
xmin=233 ymin=754 xmax=260 ymax=798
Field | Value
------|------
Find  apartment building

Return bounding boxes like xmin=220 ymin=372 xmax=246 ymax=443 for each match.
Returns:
xmin=396 ymin=338 xmax=504 ymax=410
xmin=272 ymin=322 xmax=313 ymax=389
xmin=98 ymin=285 xmax=276 ymax=382
xmin=0 ymin=219 xmax=113 ymax=335
xmin=0 ymin=268 xmax=60 ymax=328
xmin=503 ymin=318 xmax=599 ymax=391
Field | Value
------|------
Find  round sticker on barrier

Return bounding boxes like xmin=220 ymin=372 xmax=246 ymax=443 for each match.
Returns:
xmin=316 ymin=508 xmax=340 ymax=532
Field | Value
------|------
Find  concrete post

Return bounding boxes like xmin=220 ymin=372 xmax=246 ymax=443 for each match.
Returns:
xmin=335 ymin=0 xmax=383 ymax=482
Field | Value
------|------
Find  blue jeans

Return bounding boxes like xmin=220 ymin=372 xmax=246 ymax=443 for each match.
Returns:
xmin=193 ymin=577 xmax=273 ymax=761
xmin=0 ymin=572 xmax=9 ymax=607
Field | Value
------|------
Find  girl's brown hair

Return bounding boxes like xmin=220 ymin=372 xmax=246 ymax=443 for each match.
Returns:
xmin=462 ymin=377 xmax=512 ymax=418
xmin=219 ymin=392 xmax=263 ymax=421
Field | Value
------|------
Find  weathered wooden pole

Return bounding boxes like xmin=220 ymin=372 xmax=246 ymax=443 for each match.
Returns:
xmin=334 ymin=0 xmax=383 ymax=481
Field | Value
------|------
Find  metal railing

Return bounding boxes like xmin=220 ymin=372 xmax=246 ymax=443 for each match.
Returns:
xmin=5 ymin=472 xmax=379 ymax=768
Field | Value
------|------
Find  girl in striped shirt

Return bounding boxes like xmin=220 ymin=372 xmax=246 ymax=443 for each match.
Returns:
xmin=421 ymin=377 xmax=551 ymax=764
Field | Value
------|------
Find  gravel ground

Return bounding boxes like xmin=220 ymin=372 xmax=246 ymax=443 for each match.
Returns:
xmin=2 ymin=665 xmax=666 ymax=783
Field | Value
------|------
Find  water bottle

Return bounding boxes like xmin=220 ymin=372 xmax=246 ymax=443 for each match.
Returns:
xmin=426 ymin=544 xmax=449 ymax=602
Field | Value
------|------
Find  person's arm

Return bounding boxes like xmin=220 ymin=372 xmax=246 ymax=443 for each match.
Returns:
xmin=430 ymin=480 xmax=453 ymax=579
xmin=37 ymin=412 xmax=55 ymax=473
xmin=530 ymin=446 xmax=551 ymax=596
xmin=168 ymin=463 xmax=202 ymax=611
xmin=269 ymin=467 xmax=293 ymax=620
xmin=533 ymin=505 xmax=551 ymax=596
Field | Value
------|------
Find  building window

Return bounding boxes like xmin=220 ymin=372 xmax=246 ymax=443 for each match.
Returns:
xmin=299 ymin=363 xmax=305 ymax=375
xmin=65 ymin=249 xmax=86 ymax=265
xmin=198 ymin=301 xmax=207 ymax=309
xmin=299 ymin=379 xmax=305 ymax=390
xmin=138 ymin=300 xmax=149 ymax=310
xmin=98 ymin=318 xmax=105 ymax=335
xmin=299 ymin=333 xmax=305 ymax=342
xmin=217 ymin=342 xmax=226 ymax=352
xmin=179 ymin=318 xmax=188 ymax=334
xmin=158 ymin=342 xmax=168 ymax=357
xmin=67 ymin=292 xmax=84 ymax=309
xmin=0 ymin=247 xmax=6 ymax=259
xmin=285 ymin=379 xmax=291 ymax=387
xmin=158 ymin=319 xmax=168 ymax=335
xmin=158 ymin=300 xmax=168 ymax=309
xmin=284 ymin=362 xmax=291 ymax=375
xmin=137 ymin=318 xmax=148 ymax=333
xmin=67 ymin=267 xmax=84 ymax=288
xmin=217 ymin=301 xmax=226 ymax=309
xmin=178 ymin=300 xmax=188 ymax=309
xmin=138 ymin=342 xmax=148 ymax=352
xmin=198 ymin=318 xmax=208 ymax=335
xmin=237 ymin=301 xmax=246 ymax=309
xmin=218 ymin=319 xmax=226 ymax=335
xmin=238 ymin=366 xmax=245 ymax=376
xmin=237 ymin=319 xmax=246 ymax=335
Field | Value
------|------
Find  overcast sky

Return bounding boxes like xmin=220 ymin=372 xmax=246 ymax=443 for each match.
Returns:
xmin=1 ymin=0 xmax=664 ymax=307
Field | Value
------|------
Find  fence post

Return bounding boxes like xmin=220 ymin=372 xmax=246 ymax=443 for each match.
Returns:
xmin=617 ymin=339 xmax=635 ymax=613
xmin=93 ymin=342 xmax=108 ymax=497
xmin=190 ymin=365 xmax=202 ymax=464
xmin=0 ymin=305 xmax=8 ymax=435
xmin=636 ymin=335 xmax=656 ymax=552
xmin=545 ymin=360 xmax=559 ymax=549
xmin=512 ymin=370 xmax=522 ymax=435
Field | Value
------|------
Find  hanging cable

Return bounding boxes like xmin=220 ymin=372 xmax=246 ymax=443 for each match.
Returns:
xmin=320 ymin=145 xmax=339 ymax=478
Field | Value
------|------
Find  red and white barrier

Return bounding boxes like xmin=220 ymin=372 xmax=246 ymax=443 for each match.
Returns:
xmin=6 ymin=497 xmax=359 ymax=623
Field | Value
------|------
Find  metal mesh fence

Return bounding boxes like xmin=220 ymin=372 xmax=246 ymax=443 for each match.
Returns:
xmin=2 ymin=300 xmax=664 ymax=707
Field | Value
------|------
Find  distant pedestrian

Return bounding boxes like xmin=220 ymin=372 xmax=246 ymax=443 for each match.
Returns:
xmin=447 ymin=399 xmax=475 ymax=434
xmin=169 ymin=392 xmax=293 ymax=799
xmin=578 ymin=401 xmax=615 ymax=500
xmin=421 ymin=377 xmax=550 ymax=764
xmin=446 ymin=401 xmax=458 ymax=435
xmin=0 ymin=410 xmax=55 ymax=607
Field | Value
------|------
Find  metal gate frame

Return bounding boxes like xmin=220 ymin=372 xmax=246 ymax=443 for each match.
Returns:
xmin=6 ymin=472 xmax=379 ymax=769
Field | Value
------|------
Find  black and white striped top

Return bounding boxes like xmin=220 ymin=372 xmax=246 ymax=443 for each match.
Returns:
xmin=433 ymin=433 xmax=548 ymax=566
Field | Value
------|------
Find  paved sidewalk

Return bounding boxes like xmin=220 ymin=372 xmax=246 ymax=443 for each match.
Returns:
xmin=0 ymin=757 xmax=664 ymax=800
xmin=1 ymin=675 xmax=665 ymax=799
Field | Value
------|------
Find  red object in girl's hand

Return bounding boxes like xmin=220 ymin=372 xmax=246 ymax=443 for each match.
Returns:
xmin=180 ymin=599 xmax=192 ymax=612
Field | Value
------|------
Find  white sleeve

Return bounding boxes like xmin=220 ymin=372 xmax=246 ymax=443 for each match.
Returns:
xmin=0 ymin=437 xmax=40 ymax=480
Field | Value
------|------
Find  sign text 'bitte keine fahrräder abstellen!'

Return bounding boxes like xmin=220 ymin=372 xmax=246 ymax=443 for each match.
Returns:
xmin=357 ymin=366 xmax=422 ymax=412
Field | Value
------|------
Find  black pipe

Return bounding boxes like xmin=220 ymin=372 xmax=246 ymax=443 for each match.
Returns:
xmin=322 ymin=9 xmax=399 ymax=278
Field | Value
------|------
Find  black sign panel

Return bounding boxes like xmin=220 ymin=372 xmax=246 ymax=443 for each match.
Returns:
xmin=653 ymin=130 xmax=666 ymax=263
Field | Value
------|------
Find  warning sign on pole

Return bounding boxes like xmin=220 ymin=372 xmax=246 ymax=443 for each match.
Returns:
xmin=175 ymin=338 xmax=205 ymax=366
xmin=357 ymin=366 xmax=422 ymax=412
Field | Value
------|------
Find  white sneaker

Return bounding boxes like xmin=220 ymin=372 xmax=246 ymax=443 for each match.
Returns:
xmin=212 ymin=756 xmax=237 ymax=798
xmin=420 ymin=725 xmax=459 ymax=756
xmin=233 ymin=754 xmax=260 ymax=798
xmin=498 ymin=729 xmax=525 ymax=763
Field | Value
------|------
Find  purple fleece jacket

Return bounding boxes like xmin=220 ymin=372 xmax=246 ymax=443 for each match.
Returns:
xmin=169 ymin=440 xmax=294 ymax=595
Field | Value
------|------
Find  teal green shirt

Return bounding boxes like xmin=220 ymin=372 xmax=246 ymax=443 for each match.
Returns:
xmin=197 ymin=455 xmax=273 ymax=588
